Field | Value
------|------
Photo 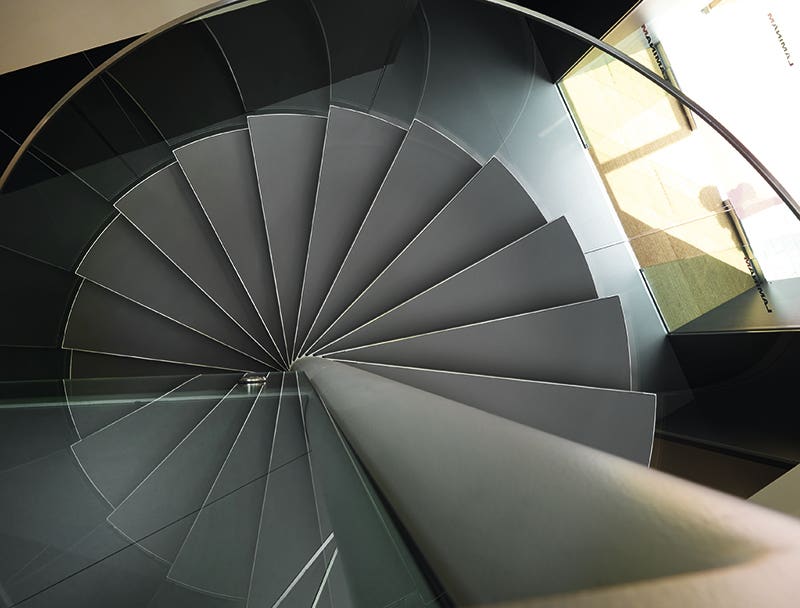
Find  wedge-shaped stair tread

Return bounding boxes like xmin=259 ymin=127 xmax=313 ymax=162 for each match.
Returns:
xmin=315 ymin=158 xmax=546 ymax=349
xmin=294 ymin=107 xmax=407 ymax=358
xmin=247 ymin=455 xmax=324 ymax=608
xmin=64 ymin=281 xmax=267 ymax=372
xmin=168 ymin=378 xmax=281 ymax=598
xmin=174 ymin=129 xmax=285 ymax=359
xmin=71 ymin=374 xmax=237 ymax=506
xmin=320 ymin=217 xmax=595 ymax=353
xmin=302 ymin=120 xmax=480 ymax=355
xmin=66 ymin=375 xmax=193 ymax=438
xmin=78 ymin=216 xmax=272 ymax=366
xmin=248 ymin=114 xmax=327 ymax=357
xmin=115 ymin=162 xmax=275 ymax=357
xmin=342 ymin=362 xmax=655 ymax=464
xmin=107 ymin=384 xmax=255 ymax=562
xmin=330 ymin=297 xmax=632 ymax=390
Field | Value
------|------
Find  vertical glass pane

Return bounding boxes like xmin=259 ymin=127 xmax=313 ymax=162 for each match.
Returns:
xmin=205 ymin=0 xmax=330 ymax=116
xmin=106 ymin=21 xmax=246 ymax=145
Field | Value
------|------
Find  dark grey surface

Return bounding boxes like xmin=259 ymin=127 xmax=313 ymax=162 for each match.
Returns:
xmin=313 ymin=158 xmax=546 ymax=350
xmin=0 ymin=171 xmax=113 ymax=270
xmin=114 ymin=162 xmax=274 ymax=354
xmin=145 ymin=578 xmax=245 ymax=608
xmin=6 ymin=521 xmax=135 ymax=606
xmin=8 ymin=522 xmax=166 ymax=608
xmin=168 ymin=383 xmax=280 ymax=598
xmin=70 ymin=374 xmax=236 ymax=506
xmin=66 ymin=375 xmax=192 ymax=438
xmin=247 ymin=455 xmax=322 ymax=607
xmin=248 ymin=115 xmax=326 ymax=359
xmin=174 ymin=129 xmax=286 ymax=360
xmin=369 ymin=5 xmax=430 ymax=128
xmin=69 ymin=351 xmax=230 ymax=379
xmin=78 ymin=216 xmax=275 ymax=367
xmin=417 ymin=0 xmax=534 ymax=162
xmin=0 ymin=450 xmax=112 ymax=602
xmin=676 ymin=278 xmax=800 ymax=333
xmin=0 ymin=389 xmax=73 ymax=474
xmin=320 ymin=217 xmax=595 ymax=353
xmin=294 ymin=107 xmax=406 ymax=359
xmin=0 ymin=247 xmax=79 ymax=347
xmin=303 ymin=374 xmax=439 ymax=608
xmin=297 ymin=358 xmax=772 ymax=606
xmin=304 ymin=121 xmax=480 ymax=354
xmin=107 ymin=385 xmax=254 ymax=562
xmin=64 ymin=282 xmax=268 ymax=372
xmin=343 ymin=361 xmax=655 ymax=464
xmin=331 ymin=296 xmax=632 ymax=390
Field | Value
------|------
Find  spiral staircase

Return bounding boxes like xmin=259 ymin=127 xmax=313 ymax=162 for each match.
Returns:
xmin=4 ymin=0 xmax=800 ymax=607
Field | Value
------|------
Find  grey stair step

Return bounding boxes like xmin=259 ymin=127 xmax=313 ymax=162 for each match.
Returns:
xmin=246 ymin=455 xmax=324 ymax=608
xmin=319 ymin=217 xmax=595 ymax=353
xmin=78 ymin=216 xmax=275 ymax=367
xmin=174 ymin=129 xmax=286 ymax=360
xmin=107 ymin=384 xmax=255 ymax=563
xmin=167 ymin=377 xmax=281 ymax=598
xmin=115 ymin=162 xmax=277 ymax=359
xmin=64 ymin=281 xmax=269 ymax=372
xmin=66 ymin=375 xmax=193 ymax=439
xmin=341 ymin=362 xmax=655 ymax=465
xmin=313 ymin=158 xmax=546 ymax=350
xmin=71 ymin=374 xmax=237 ymax=506
xmin=248 ymin=114 xmax=327 ymax=360
xmin=302 ymin=120 xmax=480 ymax=355
xmin=69 ymin=351 xmax=231 ymax=379
xmin=294 ymin=107 xmax=407 ymax=359
xmin=328 ymin=297 xmax=632 ymax=390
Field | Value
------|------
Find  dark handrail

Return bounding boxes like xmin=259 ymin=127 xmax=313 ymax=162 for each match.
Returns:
xmin=2 ymin=0 xmax=798 ymax=224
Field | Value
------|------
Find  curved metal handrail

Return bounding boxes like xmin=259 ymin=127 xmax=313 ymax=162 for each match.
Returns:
xmin=480 ymin=0 xmax=800 ymax=221
xmin=0 ymin=0 xmax=247 ymax=189
xmin=2 ymin=0 xmax=798 ymax=223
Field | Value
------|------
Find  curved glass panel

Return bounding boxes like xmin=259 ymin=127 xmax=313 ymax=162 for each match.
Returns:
xmin=204 ymin=0 xmax=330 ymax=116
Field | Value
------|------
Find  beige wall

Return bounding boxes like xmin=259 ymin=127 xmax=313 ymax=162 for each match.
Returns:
xmin=0 ymin=0 xmax=220 ymax=75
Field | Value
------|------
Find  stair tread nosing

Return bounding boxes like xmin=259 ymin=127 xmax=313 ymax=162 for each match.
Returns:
xmin=317 ymin=217 xmax=595 ymax=353
xmin=329 ymin=297 xmax=633 ymax=391
xmin=294 ymin=107 xmax=407 ymax=360
xmin=312 ymin=157 xmax=547 ymax=350
xmin=301 ymin=120 xmax=480 ymax=355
